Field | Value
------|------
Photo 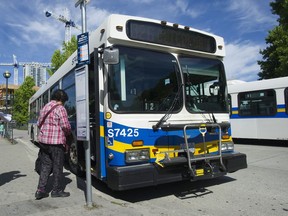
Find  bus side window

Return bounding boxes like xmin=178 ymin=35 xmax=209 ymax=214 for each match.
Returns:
xmin=238 ymin=89 xmax=276 ymax=116
xmin=285 ymin=88 xmax=288 ymax=114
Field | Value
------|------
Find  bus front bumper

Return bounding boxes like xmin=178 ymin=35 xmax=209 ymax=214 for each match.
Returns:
xmin=106 ymin=152 xmax=247 ymax=191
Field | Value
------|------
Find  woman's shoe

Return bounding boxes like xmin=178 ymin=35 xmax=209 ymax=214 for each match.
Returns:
xmin=35 ymin=190 xmax=49 ymax=200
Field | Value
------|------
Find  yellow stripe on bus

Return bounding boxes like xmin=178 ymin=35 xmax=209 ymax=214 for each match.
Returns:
xmin=232 ymin=109 xmax=285 ymax=114
xmin=100 ymin=125 xmax=104 ymax=137
xmin=277 ymin=108 xmax=285 ymax=113
xmin=106 ymin=139 xmax=219 ymax=159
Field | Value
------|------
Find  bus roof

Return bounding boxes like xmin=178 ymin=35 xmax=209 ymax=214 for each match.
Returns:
xmin=228 ymin=76 xmax=288 ymax=94
xmin=30 ymin=14 xmax=226 ymax=103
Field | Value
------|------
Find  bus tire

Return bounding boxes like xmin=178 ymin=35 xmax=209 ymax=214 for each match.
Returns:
xmin=30 ymin=127 xmax=35 ymax=144
xmin=68 ymin=139 xmax=85 ymax=176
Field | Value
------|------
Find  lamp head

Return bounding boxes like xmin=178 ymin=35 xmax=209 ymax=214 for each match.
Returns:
xmin=3 ymin=71 xmax=11 ymax=79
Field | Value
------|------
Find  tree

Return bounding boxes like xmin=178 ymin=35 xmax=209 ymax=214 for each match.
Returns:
xmin=13 ymin=76 xmax=36 ymax=125
xmin=258 ymin=0 xmax=288 ymax=79
xmin=270 ymin=0 xmax=288 ymax=28
xmin=48 ymin=35 xmax=77 ymax=76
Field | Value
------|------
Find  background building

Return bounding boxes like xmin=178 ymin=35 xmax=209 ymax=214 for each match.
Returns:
xmin=0 ymin=84 xmax=18 ymax=114
xmin=23 ymin=65 xmax=47 ymax=87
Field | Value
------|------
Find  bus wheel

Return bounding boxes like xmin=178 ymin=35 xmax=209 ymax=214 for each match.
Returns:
xmin=68 ymin=141 xmax=85 ymax=176
xmin=30 ymin=128 xmax=35 ymax=144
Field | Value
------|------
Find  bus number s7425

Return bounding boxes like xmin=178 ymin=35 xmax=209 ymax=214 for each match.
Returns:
xmin=108 ymin=128 xmax=139 ymax=138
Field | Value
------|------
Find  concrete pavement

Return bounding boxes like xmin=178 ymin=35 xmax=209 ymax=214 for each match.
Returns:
xmin=2 ymin=129 xmax=288 ymax=216
xmin=0 ymin=129 xmax=151 ymax=216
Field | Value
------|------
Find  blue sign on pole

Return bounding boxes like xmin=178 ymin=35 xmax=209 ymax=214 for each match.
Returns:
xmin=77 ymin=32 xmax=90 ymax=65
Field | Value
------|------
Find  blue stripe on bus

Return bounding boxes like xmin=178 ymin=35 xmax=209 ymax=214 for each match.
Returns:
xmin=104 ymin=120 xmax=224 ymax=166
xmin=104 ymin=120 xmax=219 ymax=145
xmin=99 ymin=112 xmax=106 ymax=178
xmin=231 ymin=114 xmax=288 ymax=119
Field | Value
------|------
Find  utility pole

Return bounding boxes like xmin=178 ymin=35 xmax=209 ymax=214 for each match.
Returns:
xmin=3 ymin=71 xmax=11 ymax=113
xmin=75 ymin=0 xmax=92 ymax=208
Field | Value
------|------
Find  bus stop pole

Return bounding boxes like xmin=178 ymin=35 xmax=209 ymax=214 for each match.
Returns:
xmin=75 ymin=0 xmax=92 ymax=208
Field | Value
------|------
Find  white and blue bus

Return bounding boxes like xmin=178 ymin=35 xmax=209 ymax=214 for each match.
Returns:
xmin=228 ymin=77 xmax=288 ymax=144
xmin=29 ymin=14 xmax=247 ymax=190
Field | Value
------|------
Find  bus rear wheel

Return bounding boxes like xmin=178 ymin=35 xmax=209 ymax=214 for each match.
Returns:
xmin=68 ymin=141 xmax=85 ymax=176
xmin=30 ymin=127 xmax=35 ymax=144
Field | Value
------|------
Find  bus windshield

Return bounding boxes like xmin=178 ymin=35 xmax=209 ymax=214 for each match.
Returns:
xmin=179 ymin=56 xmax=228 ymax=113
xmin=108 ymin=46 xmax=182 ymax=113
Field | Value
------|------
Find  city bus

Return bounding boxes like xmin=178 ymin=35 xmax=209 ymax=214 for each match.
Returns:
xmin=228 ymin=77 xmax=288 ymax=144
xmin=29 ymin=14 xmax=247 ymax=190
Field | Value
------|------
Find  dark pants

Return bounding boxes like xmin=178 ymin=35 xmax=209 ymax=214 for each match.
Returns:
xmin=37 ymin=143 xmax=65 ymax=192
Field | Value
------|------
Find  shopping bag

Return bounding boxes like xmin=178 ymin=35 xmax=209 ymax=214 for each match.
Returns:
xmin=34 ymin=149 xmax=42 ymax=175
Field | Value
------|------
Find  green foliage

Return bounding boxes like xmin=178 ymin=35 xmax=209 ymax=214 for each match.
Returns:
xmin=13 ymin=76 xmax=36 ymax=124
xmin=258 ymin=0 xmax=288 ymax=79
xmin=48 ymin=49 xmax=62 ymax=76
xmin=270 ymin=0 xmax=288 ymax=29
xmin=48 ymin=35 xmax=77 ymax=75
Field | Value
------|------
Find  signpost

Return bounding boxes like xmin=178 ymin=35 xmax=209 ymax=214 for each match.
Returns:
xmin=75 ymin=0 xmax=92 ymax=208
xmin=77 ymin=32 xmax=90 ymax=65
xmin=75 ymin=65 xmax=89 ymax=141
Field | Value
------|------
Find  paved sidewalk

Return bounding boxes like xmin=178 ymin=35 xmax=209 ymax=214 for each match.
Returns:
xmin=0 ymin=129 xmax=151 ymax=216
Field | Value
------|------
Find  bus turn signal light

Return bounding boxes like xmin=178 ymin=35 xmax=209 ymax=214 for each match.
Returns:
xmin=132 ymin=140 xmax=143 ymax=147
xmin=222 ymin=134 xmax=230 ymax=140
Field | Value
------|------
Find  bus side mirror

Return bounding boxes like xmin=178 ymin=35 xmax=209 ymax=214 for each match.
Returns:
xmin=103 ymin=47 xmax=119 ymax=65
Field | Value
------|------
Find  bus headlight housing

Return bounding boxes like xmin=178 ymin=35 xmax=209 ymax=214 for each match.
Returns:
xmin=125 ymin=149 xmax=150 ymax=163
xmin=221 ymin=141 xmax=234 ymax=152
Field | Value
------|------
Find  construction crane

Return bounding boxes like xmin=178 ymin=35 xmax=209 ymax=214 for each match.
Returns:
xmin=45 ymin=8 xmax=81 ymax=43
xmin=0 ymin=55 xmax=51 ymax=85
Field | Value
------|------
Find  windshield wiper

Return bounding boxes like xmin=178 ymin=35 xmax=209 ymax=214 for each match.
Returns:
xmin=152 ymin=84 xmax=183 ymax=131
xmin=211 ymin=112 xmax=217 ymax=123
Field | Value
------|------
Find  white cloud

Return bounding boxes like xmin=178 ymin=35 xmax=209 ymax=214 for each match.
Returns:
xmin=86 ymin=7 xmax=111 ymax=31
xmin=175 ymin=0 xmax=203 ymax=18
xmin=224 ymin=41 xmax=262 ymax=81
xmin=7 ymin=20 xmax=62 ymax=48
xmin=175 ymin=0 xmax=189 ymax=14
xmin=226 ymin=0 xmax=277 ymax=33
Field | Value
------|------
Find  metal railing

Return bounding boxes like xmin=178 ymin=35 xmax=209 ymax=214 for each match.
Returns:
xmin=3 ymin=121 xmax=16 ymax=144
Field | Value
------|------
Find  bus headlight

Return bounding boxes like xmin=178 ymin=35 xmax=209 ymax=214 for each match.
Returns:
xmin=125 ymin=149 xmax=150 ymax=163
xmin=221 ymin=141 xmax=234 ymax=152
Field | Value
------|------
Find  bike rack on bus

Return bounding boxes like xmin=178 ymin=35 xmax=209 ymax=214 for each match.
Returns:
xmin=158 ymin=123 xmax=226 ymax=178
xmin=183 ymin=123 xmax=226 ymax=177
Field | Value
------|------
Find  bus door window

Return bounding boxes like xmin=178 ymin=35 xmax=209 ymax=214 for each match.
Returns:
xmin=62 ymin=71 xmax=76 ymax=122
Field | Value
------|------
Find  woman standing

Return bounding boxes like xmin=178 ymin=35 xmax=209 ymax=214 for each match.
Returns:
xmin=35 ymin=89 xmax=71 ymax=200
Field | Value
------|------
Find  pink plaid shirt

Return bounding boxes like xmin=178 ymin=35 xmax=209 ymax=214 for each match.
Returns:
xmin=37 ymin=100 xmax=71 ymax=145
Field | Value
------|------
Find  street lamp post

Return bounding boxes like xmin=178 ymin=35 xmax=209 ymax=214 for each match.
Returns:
xmin=3 ymin=71 xmax=11 ymax=113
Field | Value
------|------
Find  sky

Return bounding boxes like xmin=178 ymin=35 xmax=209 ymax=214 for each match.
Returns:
xmin=0 ymin=0 xmax=278 ymax=85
